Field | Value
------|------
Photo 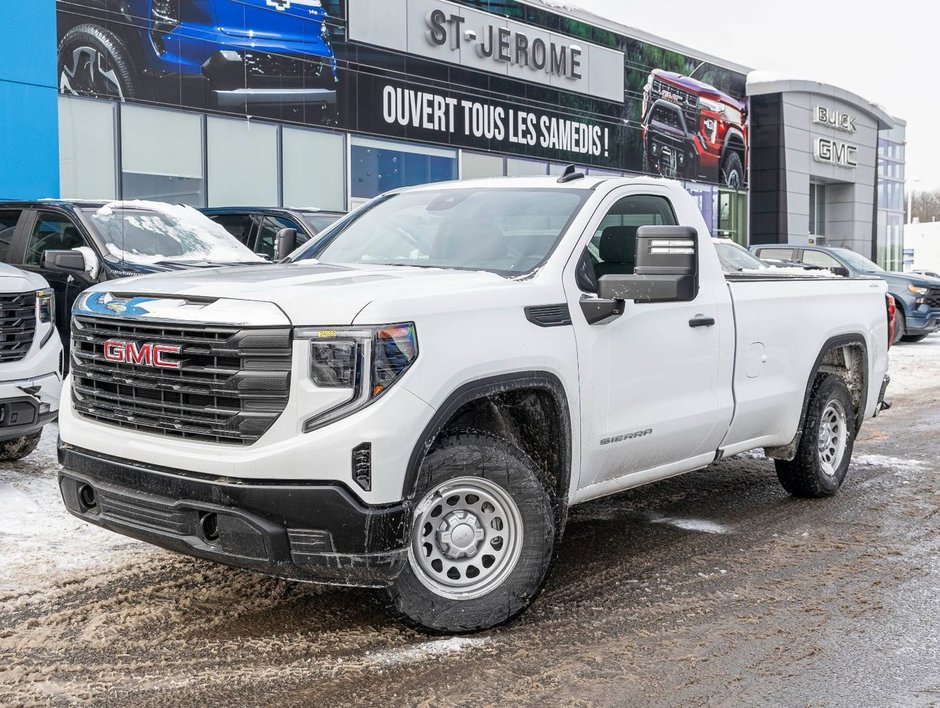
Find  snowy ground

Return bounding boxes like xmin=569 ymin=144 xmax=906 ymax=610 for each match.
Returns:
xmin=0 ymin=333 xmax=938 ymax=705
xmin=0 ymin=426 xmax=153 ymax=596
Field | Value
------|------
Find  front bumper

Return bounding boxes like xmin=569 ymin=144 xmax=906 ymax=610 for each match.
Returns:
xmin=906 ymin=312 xmax=940 ymax=335
xmin=0 ymin=371 xmax=61 ymax=441
xmin=58 ymin=444 xmax=410 ymax=587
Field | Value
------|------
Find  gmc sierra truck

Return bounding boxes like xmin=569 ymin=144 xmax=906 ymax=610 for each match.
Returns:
xmin=642 ymin=69 xmax=748 ymax=189
xmin=0 ymin=265 xmax=62 ymax=461
xmin=57 ymin=174 xmax=892 ymax=633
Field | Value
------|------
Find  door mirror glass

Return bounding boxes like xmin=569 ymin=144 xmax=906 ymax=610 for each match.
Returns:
xmin=597 ymin=226 xmax=699 ymax=304
xmin=275 ymin=228 xmax=298 ymax=261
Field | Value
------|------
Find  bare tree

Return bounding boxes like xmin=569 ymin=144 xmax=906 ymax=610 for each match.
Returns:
xmin=906 ymin=190 xmax=940 ymax=223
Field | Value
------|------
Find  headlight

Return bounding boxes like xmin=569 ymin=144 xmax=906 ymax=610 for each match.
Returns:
xmin=699 ymin=97 xmax=726 ymax=114
xmin=299 ymin=323 xmax=418 ymax=431
xmin=37 ymin=290 xmax=54 ymax=324
xmin=908 ymin=284 xmax=929 ymax=296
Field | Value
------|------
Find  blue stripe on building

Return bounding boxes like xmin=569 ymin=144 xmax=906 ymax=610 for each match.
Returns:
xmin=0 ymin=0 xmax=59 ymax=199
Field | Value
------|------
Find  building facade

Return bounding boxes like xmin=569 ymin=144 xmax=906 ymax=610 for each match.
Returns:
xmin=1 ymin=0 xmax=904 ymax=266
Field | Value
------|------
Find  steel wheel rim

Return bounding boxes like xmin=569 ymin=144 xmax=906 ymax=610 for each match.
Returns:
xmin=408 ymin=476 xmax=524 ymax=601
xmin=817 ymin=399 xmax=848 ymax=477
xmin=59 ymin=46 xmax=125 ymax=100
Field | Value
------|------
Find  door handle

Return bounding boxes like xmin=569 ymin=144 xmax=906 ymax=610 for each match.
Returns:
xmin=689 ymin=315 xmax=716 ymax=328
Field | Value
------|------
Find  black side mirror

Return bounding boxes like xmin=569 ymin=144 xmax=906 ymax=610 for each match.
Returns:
xmin=831 ymin=266 xmax=850 ymax=278
xmin=42 ymin=249 xmax=88 ymax=276
xmin=598 ymin=226 xmax=699 ymax=303
xmin=274 ymin=228 xmax=298 ymax=262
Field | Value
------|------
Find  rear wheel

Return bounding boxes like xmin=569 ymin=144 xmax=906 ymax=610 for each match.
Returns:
xmin=0 ymin=432 xmax=42 ymax=462
xmin=384 ymin=431 xmax=556 ymax=634
xmin=775 ymin=374 xmax=855 ymax=498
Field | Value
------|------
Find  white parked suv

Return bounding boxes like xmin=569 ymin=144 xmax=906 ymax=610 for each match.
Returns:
xmin=0 ymin=264 xmax=62 ymax=460
xmin=57 ymin=175 xmax=892 ymax=632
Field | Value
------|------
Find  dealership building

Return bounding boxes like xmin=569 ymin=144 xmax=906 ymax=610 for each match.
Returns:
xmin=0 ymin=0 xmax=905 ymax=267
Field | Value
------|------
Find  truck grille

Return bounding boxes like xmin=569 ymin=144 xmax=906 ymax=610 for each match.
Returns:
xmin=926 ymin=289 xmax=940 ymax=308
xmin=0 ymin=291 xmax=36 ymax=363
xmin=70 ymin=316 xmax=292 ymax=446
xmin=243 ymin=51 xmax=330 ymax=87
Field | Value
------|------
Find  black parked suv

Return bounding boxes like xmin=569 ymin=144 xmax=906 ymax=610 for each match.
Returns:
xmin=0 ymin=201 xmax=263 ymax=345
xmin=751 ymin=244 xmax=940 ymax=343
xmin=202 ymin=207 xmax=344 ymax=260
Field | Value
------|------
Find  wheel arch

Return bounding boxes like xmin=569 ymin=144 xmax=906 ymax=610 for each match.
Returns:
xmin=765 ymin=333 xmax=869 ymax=461
xmin=404 ymin=372 xmax=572 ymax=522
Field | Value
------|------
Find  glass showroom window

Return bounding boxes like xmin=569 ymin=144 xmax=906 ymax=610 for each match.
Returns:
xmin=208 ymin=117 xmax=279 ymax=206
xmin=809 ymin=182 xmax=827 ymax=236
xmin=283 ymin=127 xmax=345 ymax=211
xmin=351 ymin=138 xmax=457 ymax=201
xmin=462 ymin=152 xmax=505 ymax=180
xmin=59 ymin=96 xmax=117 ymax=200
xmin=122 ymin=104 xmax=205 ymax=207
xmin=506 ymin=158 xmax=548 ymax=177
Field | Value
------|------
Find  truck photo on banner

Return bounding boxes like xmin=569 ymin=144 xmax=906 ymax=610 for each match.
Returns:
xmin=55 ymin=0 xmax=748 ymax=187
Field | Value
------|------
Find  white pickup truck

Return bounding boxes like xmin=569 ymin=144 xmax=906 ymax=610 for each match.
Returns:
xmin=0 ymin=264 xmax=62 ymax=461
xmin=57 ymin=175 xmax=892 ymax=633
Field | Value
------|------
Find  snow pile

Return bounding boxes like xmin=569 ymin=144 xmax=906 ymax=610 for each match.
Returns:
xmin=91 ymin=200 xmax=263 ymax=266
xmin=0 ymin=425 xmax=152 ymax=596
xmin=888 ymin=334 xmax=940 ymax=397
xmin=364 ymin=637 xmax=489 ymax=668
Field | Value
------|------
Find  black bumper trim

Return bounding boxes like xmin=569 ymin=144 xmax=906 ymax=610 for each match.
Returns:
xmin=58 ymin=444 xmax=409 ymax=587
xmin=0 ymin=396 xmax=55 ymax=442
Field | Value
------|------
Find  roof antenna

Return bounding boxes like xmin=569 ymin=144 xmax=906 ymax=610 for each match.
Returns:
xmin=557 ymin=164 xmax=585 ymax=184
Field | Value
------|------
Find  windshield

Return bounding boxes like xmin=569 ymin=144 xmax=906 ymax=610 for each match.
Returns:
xmin=303 ymin=213 xmax=344 ymax=234
xmin=84 ymin=201 xmax=264 ymax=265
xmin=714 ymin=239 xmax=768 ymax=272
xmin=297 ymin=188 xmax=587 ymax=275
xmin=832 ymin=248 xmax=884 ymax=273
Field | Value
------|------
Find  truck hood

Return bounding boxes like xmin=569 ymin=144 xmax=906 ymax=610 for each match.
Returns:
xmin=0 ymin=263 xmax=48 ymax=292
xmin=81 ymin=262 xmax=516 ymax=326
xmin=653 ymin=70 xmax=747 ymax=113
xmin=879 ymin=270 xmax=940 ymax=289
xmin=212 ymin=0 xmax=328 ymax=41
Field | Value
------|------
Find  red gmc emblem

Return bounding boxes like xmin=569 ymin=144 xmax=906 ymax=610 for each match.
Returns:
xmin=102 ymin=340 xmax=182 ymax=369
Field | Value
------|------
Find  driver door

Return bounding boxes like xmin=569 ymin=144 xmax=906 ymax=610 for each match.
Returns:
xmin=16 ymin=210 xmax=96 ymax=338
xmin=565 ymin=187 xmax=733 ymax=490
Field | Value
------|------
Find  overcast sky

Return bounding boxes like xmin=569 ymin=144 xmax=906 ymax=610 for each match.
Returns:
xmin=567 ymin=0 xmax=929 ymax=190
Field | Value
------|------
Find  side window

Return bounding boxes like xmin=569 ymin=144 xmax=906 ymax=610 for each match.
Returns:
xmin=588 ymin=195 xmax=677 ymax=281
xmin=209 ymin=214 xmax=254 ymax=245
xmin=756 ymin=248 xmax=797 ymax=262
xmin=256 ymin=216 xmax=303 ymax=260
xmin=801 ymin=250 xmax=841 ymax=269
xmin=25 ymin=212 xmax=85 ymax=267
xmin=0 ymin=210 xmax=23 ymax=262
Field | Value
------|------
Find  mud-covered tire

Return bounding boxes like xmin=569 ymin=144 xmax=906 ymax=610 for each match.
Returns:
xmin=58 ymin=24 xmax=136 ymax=100
xmin=0 ymin=432 xmax=42 ymax=462
xmin=775 ymin=374 xmax=855 ymax=498
xmin=384 ymin=431 xmax=556 ymax=634
xmin=721 ymin=151 xmax=745 ymax=189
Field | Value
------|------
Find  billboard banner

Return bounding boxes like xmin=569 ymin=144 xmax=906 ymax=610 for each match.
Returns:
xmin=55 ymin=0 xmax=748 ymax=187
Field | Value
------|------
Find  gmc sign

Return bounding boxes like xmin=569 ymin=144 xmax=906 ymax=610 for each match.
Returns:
xmin=103 ymin=340 xmax=182 ymax=369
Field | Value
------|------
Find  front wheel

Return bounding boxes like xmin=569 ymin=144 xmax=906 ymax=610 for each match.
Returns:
xmin=892 ymin=312 xmax=907 ymax=345
xmin=0 ymin=432 xmax=42 ymax=462
xmin=721 ymin=151 xmax=745 ymax=189
xmin=384 ymin=431 xmax=556 ymax=634
xmin=775 ymin=374 xmax=855 ymax=498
